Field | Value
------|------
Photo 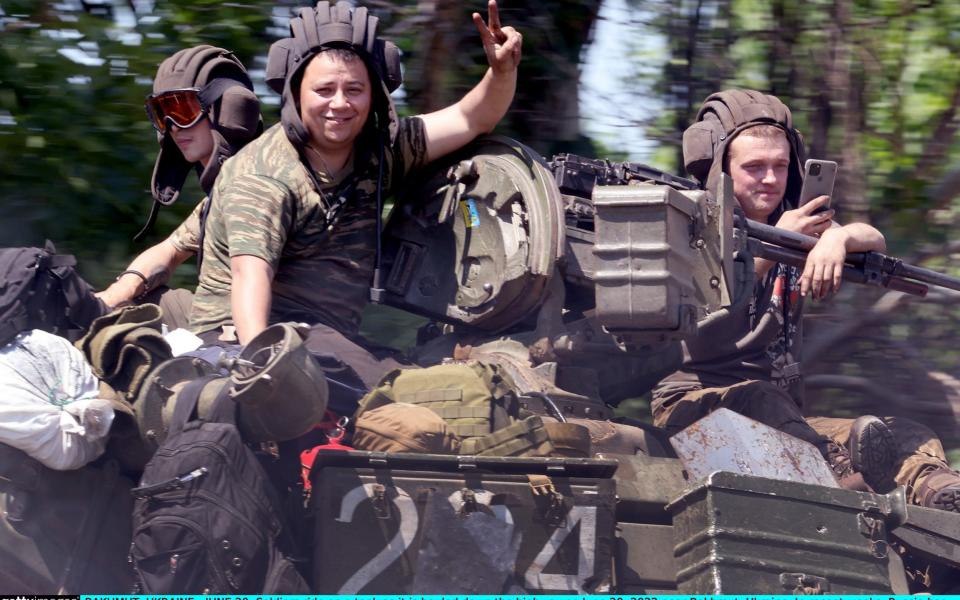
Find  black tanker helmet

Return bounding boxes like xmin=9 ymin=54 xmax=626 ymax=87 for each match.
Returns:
xmin=149 ymin=45 xmax=263 ymax=206
xmin=264 ymin=1 xmax=403 ymax=149
xmin=682 ymin=89 xmax=806 ymax=222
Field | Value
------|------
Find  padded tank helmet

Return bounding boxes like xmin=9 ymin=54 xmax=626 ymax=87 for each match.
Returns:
xmin=682 ymin=89 xmax=806 ymax=218
xmin=265 ymin=1 xmax=403 ymax=148
xmin=150 ymin=45 xmax=263 ymax=206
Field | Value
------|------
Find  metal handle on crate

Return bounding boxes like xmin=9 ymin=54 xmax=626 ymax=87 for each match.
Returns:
xmin=780 ymin=572 xmax=830 ymax=595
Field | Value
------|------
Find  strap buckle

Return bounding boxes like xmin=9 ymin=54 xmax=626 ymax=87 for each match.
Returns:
xmin=528 ymin=474 xmax=565 ymax=526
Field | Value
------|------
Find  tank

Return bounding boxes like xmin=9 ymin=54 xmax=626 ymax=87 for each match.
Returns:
xmin=364 ymin=137 xmax=960 ymax=595
xmin=3 ymin=136 xmax=960 ymax=595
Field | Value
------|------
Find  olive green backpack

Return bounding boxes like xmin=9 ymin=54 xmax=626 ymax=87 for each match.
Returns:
xmin=355 ymin=361 xmax=555 ymax=457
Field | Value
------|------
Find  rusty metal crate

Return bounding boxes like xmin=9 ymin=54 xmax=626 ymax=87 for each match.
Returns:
xmin=309 ymin=450 xmax=617 ymax=594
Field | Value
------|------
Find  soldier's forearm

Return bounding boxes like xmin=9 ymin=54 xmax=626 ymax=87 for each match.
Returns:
xmin=230 ymin=255 xmax=274 ymax=345
xmin=99 ymin=240 xmax=192 ymax=309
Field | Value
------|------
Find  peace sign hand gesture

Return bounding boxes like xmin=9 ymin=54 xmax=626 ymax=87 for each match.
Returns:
xmin=473 ymin=0 xmax=522 ymax=74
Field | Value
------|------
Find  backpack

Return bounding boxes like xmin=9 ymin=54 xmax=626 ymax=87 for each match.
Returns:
xmin=356 ymin=361 xmax=556 ymax=457
xmin=130 ymin=375 xmax=308 ymax=594
xmin=0 ymin=442 xmax=134 ymax=594
xmin=0 ymin=242 xmax=105 ymax=347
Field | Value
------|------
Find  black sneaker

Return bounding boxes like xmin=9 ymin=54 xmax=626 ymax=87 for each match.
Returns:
xmin=847 ymin=415 xmax=897 ymax=492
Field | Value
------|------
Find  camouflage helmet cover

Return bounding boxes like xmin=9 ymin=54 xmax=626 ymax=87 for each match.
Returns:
xmin=264 ymin=1 xmax=403 ymax=149
xmin=682 ymin=89 xmax=806 ymax=217
xmin=150 ymin=45 xmax=262 ymax=206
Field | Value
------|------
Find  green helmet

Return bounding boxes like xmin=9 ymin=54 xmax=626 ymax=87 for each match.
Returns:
xmin=136 ymin=324 xmax=327 ymax=447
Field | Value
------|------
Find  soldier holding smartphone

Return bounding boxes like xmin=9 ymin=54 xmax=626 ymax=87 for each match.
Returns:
xmin=725 ymin=125 xmax=885 ymax=300
xmin=653 ymin=89 xmax=960 ymax=515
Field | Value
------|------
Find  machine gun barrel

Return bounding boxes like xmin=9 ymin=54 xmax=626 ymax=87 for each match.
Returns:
xmin=735 ymin=214 xmax=960 ymax=294
xmin=747 ymin=240 xmax=929 ymax=297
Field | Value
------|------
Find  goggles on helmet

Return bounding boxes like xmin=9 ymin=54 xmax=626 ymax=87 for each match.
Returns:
xmin=145 ymin=88 xmax=207 ymax=134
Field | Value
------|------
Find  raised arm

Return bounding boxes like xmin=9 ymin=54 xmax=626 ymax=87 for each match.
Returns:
xmin=420 ymin=0 xmax=522 ymax=163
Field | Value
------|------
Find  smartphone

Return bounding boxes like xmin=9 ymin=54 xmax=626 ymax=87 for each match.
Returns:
xmin=798 ymin=159 xmax=838 ymax=213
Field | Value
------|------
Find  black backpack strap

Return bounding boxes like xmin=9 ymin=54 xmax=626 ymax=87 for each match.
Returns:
xmin=0 ymin=314 xmax=29 ymax=349
xmin=205 ymin=379 xmax=238 ymax=426
xmin=36 ymin=254 xmax=77 ymax=270
xmin=0 ymin=443 xmax=43 ymax=491
xmin=133 ymin=199 xmax=161 ymax=242
xmin=168 ymin=374 xmax=223 ymax=436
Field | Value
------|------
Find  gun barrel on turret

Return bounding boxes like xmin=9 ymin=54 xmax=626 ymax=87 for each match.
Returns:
xmin=734 ymin=214 xmax=960 ymax=295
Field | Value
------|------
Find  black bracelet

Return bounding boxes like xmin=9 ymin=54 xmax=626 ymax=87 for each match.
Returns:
xmin=118 ymin=269 xmax=149 ymax=289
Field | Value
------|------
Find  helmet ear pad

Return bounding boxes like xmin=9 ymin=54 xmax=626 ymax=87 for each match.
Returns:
xmin=152 ymin=133 xmax=195 ymax=206
xmin=682 ymin=118 xmax=724 ymax=186
xmin=212 ymin=85 xmax=262 ymax=149
xmin=376 ymin=39 xmax=403 ymax=93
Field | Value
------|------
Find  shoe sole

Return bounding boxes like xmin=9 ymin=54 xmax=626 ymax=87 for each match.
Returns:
xmin=848 ymin=416 xmax=896 ymax=491
xmin=933 ymin=488 xmax=960 ymax=512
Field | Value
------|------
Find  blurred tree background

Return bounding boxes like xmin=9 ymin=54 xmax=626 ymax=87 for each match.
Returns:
xmin=1 ymin=0 xmax=958 ymax=457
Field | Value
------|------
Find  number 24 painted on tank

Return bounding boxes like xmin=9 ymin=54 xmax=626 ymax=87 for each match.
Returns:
xmin=332 ymin=482 xmax=598 ymax=593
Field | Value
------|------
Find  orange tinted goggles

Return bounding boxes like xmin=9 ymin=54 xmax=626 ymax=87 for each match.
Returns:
xmin=145 ymin=88 xmax=206 ymax=133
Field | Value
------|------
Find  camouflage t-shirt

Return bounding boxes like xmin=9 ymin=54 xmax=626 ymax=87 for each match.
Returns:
xmin=168 ymin=202 xmax=203 ymax=254
xmin=187 ymin=121 xmax=428 ymax=336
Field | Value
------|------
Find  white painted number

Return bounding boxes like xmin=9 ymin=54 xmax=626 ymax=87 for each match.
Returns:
xmin=333 ymin=484 xmax=598 ymax=594
xmin=524 ymin=505 xmax=597 ymax=593
xmin=334 ymin=483 xmax=419 ymax=594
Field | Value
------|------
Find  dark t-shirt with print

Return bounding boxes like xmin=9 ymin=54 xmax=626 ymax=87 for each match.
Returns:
xmin=653 ymin=261 xmax=805 ymax=412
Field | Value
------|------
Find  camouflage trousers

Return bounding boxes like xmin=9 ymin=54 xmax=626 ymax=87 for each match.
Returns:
xmin=653 ymin=379 xmax=950 ymax=504
xmin=807 ymin=416 xmax=950 ymax=505
xmin=139 ymin=286 xmax=193 ymax=331
xmin=652 ymin=380 xmax=832 ymax=451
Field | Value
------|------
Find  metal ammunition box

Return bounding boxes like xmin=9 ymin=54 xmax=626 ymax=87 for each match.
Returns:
xmin=309 ymin=450 xmax=618 ymax=594
xmin=667 ymin=471 xmax=899 ymax=594
xmin=592 ymin=184 xmax=722 ymax=344
xmin=610 ymin=454 xmax=686 ymax=593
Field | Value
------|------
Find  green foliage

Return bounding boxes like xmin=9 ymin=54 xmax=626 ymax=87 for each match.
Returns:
xmin=639 ymin=0 xmax=960 ymax=448
xmin=0 ymin=1 xmax=272 ymax=285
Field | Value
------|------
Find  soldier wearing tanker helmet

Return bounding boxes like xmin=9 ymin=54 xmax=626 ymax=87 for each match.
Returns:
xmin=97 ymin=46 xmax=262 ymax=328
xmin=653 ymin=89 xmax=960 ymax=512
xmin=183 ymin=1 xmax=523 ymax=407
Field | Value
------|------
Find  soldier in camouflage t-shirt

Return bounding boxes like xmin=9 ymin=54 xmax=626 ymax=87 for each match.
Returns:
xmin=186 ymin=2 xmax=521 ymax=344
xmin=184 ymin=118 xmax=426 ymax=337
xmin=97 ymin=46 xmax=262 ymax=329
xmin=183 ymin=1 xmax=523 ymax=401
